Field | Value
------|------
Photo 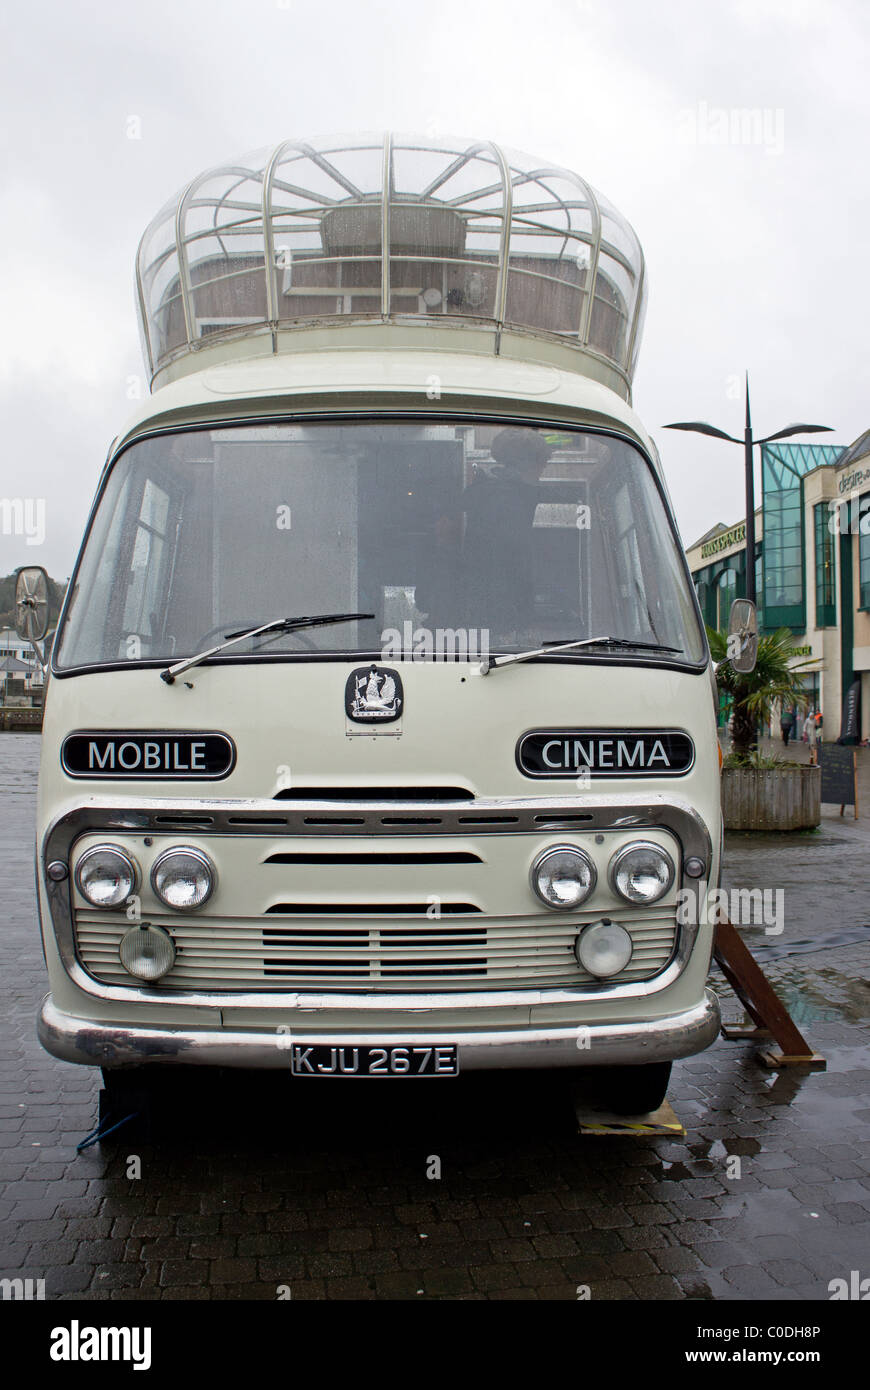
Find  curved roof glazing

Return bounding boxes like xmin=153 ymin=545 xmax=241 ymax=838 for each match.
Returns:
xmin=137 ymin=132 xmax=646 ymax=387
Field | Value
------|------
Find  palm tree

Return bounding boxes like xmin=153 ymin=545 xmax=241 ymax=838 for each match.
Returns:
xmin=707 ymin=626 xmax=820 ymax=762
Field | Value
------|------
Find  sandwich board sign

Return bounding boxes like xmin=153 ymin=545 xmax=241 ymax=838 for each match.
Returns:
xmin=818 ymin=743 xmax=858 ymax=819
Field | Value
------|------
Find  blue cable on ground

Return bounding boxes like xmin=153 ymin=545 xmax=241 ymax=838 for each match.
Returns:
xmin=76 ymin=1111 xmax=139 ymax=1151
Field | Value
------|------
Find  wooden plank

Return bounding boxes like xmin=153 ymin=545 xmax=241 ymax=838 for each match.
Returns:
xmin=758 ymin=1049 xmax=826 ymax=1070
xmin=575 ymin=1099 xmax=684 ymax=1136
xmin=720 ymin=1023 xmax=772 ymax=1040
xmin=713 ymin=918 xmax=825 ymax=1067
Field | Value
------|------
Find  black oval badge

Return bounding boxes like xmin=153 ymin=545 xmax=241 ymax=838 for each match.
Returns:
xmin=345 ymin=665 xmax=403 ymax=723
xmin=517 ymin=729 xmax=695 ymax=778
xmin=61 ymin=731 xmax=236 ymax=780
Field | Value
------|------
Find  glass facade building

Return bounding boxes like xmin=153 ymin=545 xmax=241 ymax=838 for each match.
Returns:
xmin=761 ymin=442 xmax=842 ymax=632
xmin=686 ymin=435 xmax=870 ymax=742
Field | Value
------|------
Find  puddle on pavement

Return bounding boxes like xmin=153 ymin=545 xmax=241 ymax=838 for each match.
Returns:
xmin=751 ymin=924 xmax=870 ymax=961
xmin=715 ymin=956 xmax=870 ymax=1028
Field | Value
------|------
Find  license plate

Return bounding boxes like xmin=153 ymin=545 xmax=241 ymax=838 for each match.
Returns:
xmin=290 ymin=1044 xmax=458 ymax=1077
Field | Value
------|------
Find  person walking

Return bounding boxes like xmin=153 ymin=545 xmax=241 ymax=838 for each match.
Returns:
xmin=779 ymin=707 xmax=794 ymax=747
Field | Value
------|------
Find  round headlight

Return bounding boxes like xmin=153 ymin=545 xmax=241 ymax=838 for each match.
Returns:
xmin=119 ymin=923 xmax=176 ymax=981
xmin=74 ymin=845 xmax=138 ymax=909
xmin=151 ymin=847 xmax=215 ymax=910
xmin=610 ymin=841 xmax=675 ymax=905
xmin=531 ymin=844 xmax=597 ymax=910
xmin=575 ymin=918 xmax=634 ymax=977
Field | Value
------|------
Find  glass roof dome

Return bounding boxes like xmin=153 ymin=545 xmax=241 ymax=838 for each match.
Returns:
xmin=137 ymin=132 xmax=647 ymax=393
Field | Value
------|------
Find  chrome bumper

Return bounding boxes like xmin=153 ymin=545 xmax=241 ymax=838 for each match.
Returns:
xmin=38 ymin=990 xmax=720 ymax=1072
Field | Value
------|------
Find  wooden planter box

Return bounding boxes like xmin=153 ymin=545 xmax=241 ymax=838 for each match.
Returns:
xmin=721 ymin=764 xmax=821 ymax=830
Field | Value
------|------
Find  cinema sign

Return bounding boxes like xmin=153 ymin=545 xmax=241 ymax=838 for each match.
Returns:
xmin=517 ymin=729 xmax=695 ymax=778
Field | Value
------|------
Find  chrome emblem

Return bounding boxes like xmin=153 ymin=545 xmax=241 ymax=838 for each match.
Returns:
xmin=346 ymin=665 xmax=403 ymax=723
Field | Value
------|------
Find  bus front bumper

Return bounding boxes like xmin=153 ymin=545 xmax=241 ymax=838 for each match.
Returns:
xmin=38 ymin=990 xmax=720 ymax=1071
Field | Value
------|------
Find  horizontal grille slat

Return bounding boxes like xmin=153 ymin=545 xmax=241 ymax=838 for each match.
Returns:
xmin=264 ymin=901 xmax=483 ymax=915
xmin=264 ymin=851 xmax=483 ymax=865
xmin=75 ymin=942 xmax=672 ymax=964
xmin=274 ymin=786 xmax=475 ymax=802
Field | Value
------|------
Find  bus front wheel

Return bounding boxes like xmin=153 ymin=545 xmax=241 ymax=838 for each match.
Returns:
xmin=605 ymin=1061 xmax=672 ymax=1115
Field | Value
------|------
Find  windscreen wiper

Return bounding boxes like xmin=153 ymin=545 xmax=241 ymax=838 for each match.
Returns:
xmin=159 ymin=613 xmax=374 ymax=684
xmin=478 ymin=635 xmax=680 ymax=676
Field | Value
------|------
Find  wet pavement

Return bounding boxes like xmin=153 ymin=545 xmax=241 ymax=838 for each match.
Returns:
xmin=1 ymin=732 xmax=868 ymax=1301
xmin=720 ymin=735 xmax=870 ymax=962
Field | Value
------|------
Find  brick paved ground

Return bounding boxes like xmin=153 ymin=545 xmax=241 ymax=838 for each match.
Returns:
xmin=2 ymin=732 xmax=869 ymax=1301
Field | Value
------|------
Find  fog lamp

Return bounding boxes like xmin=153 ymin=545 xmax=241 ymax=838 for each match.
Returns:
xmin=119 ymin=923 xmax=176 ymax=981
xmin=575 ymin=918 xmax=633 ymax=977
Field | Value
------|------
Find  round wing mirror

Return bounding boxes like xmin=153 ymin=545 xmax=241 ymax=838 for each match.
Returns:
xmin=727 ymin=598 xmax=758 ymax=674
xmin=15 ymin=566 xmax=51 ymax=643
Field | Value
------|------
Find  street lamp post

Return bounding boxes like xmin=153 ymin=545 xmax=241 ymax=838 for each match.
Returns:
xmin=664 ymin=376 xmax=833 ymax=605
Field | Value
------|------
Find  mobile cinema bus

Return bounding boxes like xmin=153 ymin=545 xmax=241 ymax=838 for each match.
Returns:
xmin=16 ymin=134 xmax=757 ymax=1117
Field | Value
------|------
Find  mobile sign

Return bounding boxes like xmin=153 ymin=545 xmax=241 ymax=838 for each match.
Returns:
xmin=61 ymin=731 xmax=236 ymax=779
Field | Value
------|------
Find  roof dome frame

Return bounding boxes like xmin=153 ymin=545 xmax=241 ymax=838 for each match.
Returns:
xmin=136 ymin=132 xmax=646 ymax=393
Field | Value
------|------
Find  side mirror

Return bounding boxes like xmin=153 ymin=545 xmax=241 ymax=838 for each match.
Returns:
xmin=727 ymin=598 xmax=758 ymax=674
xmin=15 ymin=566 xmax=51 ymax=642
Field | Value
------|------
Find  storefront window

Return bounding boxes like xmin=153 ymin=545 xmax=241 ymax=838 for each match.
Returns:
xmin=814 ymin=502 xmax=836 ymax=625
xmin=716 ymin=568 xmax=737 ymax=629
xmin=859 ymin=494 xmax=870 ymax=610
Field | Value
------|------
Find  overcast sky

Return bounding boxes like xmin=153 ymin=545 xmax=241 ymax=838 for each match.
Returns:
xmin=1 ymin=0 xmax=867 ymax=577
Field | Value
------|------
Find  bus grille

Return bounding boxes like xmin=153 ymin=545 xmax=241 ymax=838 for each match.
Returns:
xmin=73 ymin=906 xmax=677 ymax=992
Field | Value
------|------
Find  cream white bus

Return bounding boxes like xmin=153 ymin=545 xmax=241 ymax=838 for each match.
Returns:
xmin=17 ymin=134 xmax=756 ymax=1118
